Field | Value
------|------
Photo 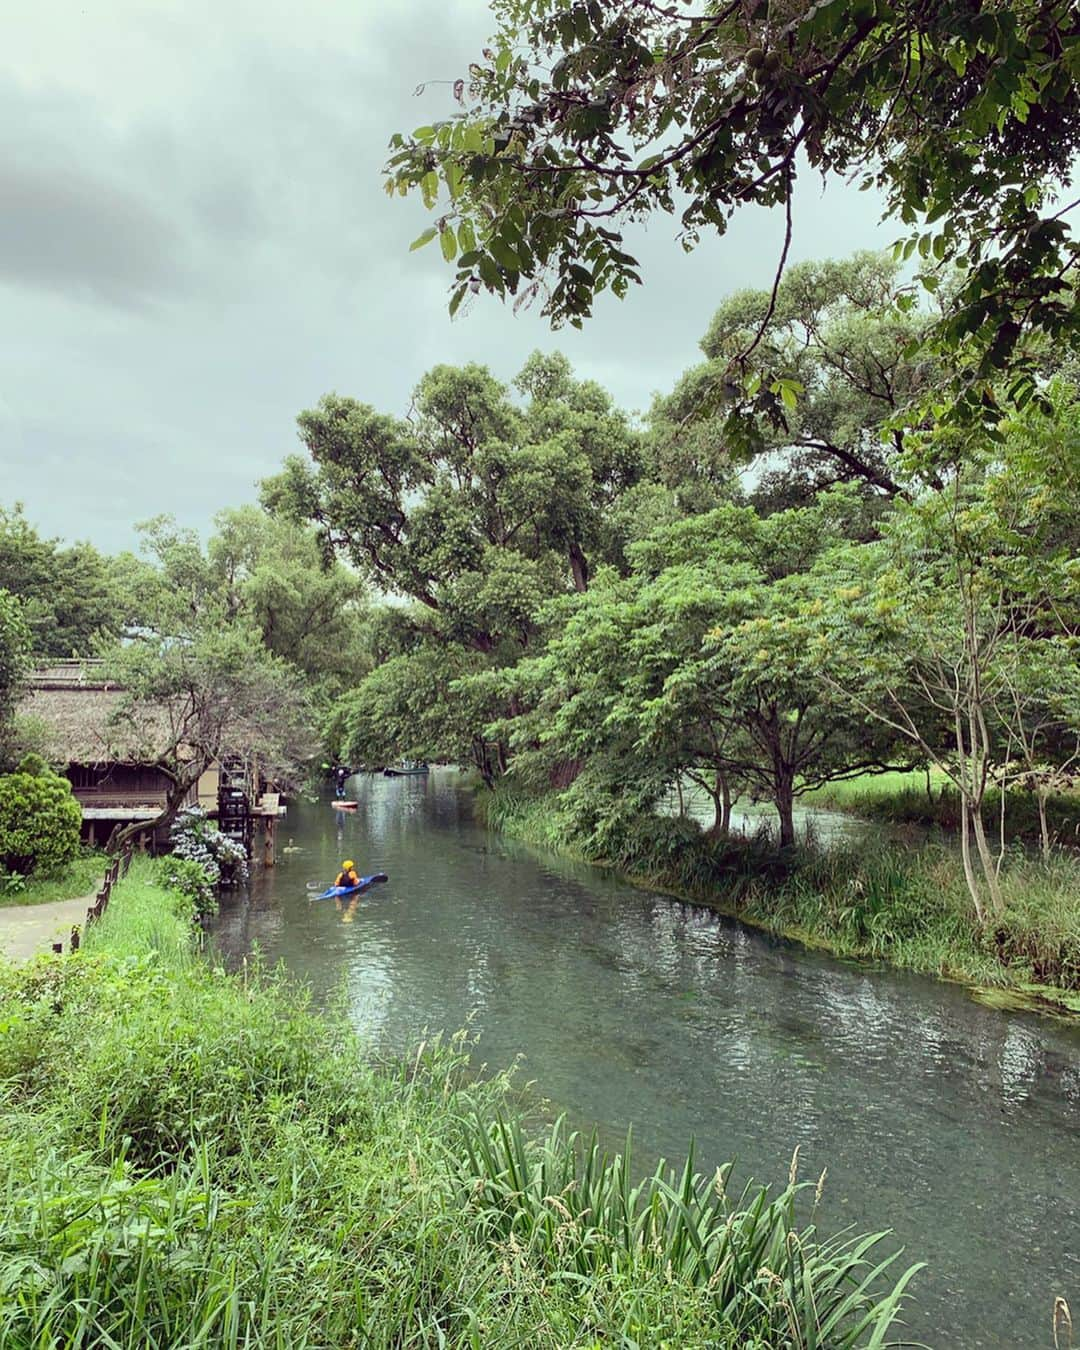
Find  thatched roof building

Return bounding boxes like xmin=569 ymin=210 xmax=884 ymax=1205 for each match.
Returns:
xmin=17 ymin=662 xmax=208 ymax=841
xmin=20 ymin=681 xmax=174 ymax=766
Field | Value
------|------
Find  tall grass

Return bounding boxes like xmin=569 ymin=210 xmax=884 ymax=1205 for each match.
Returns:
xmin=459 ymin=1113 xmax=920 ymax=1348
xmin=0 ymin=860 xmax=923 ymax=1348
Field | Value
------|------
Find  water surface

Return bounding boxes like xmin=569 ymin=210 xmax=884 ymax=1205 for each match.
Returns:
xmin=213 ymin=770 xmax=1080 ymax=1348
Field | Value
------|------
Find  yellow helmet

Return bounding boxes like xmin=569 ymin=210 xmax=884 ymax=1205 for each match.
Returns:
xmin=342 ymin=860 xmax=355 ymax=870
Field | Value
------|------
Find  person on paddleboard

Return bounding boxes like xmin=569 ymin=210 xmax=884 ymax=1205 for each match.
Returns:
xmin=333 ymin=764 xmax=350 ymax=799
xmin=334 ymin=860 xmax=359 ymax=889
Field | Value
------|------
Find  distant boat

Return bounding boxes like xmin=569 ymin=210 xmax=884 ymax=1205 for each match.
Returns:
xmin=383 ymin=761 xmax=430 ymax=777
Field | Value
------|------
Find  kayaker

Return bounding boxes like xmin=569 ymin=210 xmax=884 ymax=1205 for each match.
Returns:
xmin=334 ymin=859 xmax=359 ymax=889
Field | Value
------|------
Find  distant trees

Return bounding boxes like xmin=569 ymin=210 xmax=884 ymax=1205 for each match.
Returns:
xmin=0 ymin=590 xmax=31 ymax=766
xmin=267 ymin=313 xmax=1080 ymax=920
xmin=0 ymin=505 xmax=122 ymax=657
xmin=127 ymin=508 xmax=372 ymax=693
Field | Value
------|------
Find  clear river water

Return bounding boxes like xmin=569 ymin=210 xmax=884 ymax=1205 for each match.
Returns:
xmin=212 ymin=770 xmax=1080 ymax=1349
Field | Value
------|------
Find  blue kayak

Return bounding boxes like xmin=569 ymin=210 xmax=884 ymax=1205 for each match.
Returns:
xmin=314 ymin=873 xmax=388 ymax=900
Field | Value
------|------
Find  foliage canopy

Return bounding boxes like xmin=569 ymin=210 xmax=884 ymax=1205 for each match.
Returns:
xmin=388 ymin=0 xmax=1079 ymax=427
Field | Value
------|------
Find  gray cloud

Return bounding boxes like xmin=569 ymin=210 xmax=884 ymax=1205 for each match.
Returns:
xmin=0 ymin=160 xmax=185 ymax=305
xmin=0 ymin=0 xmax=892 ymax=552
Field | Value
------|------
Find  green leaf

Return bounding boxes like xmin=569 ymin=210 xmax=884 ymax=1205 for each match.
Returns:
xmin=440 ymin=226 xmax=458 ymax=263
xmin=409 ymin=227 xmax=438 ymax=252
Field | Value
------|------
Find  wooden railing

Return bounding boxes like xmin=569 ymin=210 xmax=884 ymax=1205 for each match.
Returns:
xmin=53 ymin=847 xmax=134 ymax=954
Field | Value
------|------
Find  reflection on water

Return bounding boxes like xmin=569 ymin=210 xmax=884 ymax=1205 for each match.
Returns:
xmin=213 ymin=770 xmax=1080 ymax=1349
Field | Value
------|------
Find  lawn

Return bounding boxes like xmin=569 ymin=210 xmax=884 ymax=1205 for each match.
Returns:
xmin=0 ymin=852 xmax=107 ymax=908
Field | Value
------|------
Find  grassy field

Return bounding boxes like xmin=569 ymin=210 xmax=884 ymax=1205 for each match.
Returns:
xmin=801 ymin=771 xmax=1080 ymax=845
xmin=483 ymin=788 xmax=1080 ymax=1014
xmin=801 ymin=769 xmax=941 ymax=807
xmin=0 ymin=860 xmax=921 ymax=1348
xmin=0 ymin=851 xmax=106 ymax=908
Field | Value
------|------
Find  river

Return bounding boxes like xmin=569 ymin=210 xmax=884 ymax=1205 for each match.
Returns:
xmin=212 ymin=769 xmax=1080 ymax=1348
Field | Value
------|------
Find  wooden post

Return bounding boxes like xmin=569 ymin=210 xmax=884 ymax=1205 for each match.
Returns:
xmin=263 ymin=815 xmax=275 ymax=867
xmin=70 ymin=926 xmax=80 ymax=951
xmin=88 ymin=820 xmax=96 ymax=849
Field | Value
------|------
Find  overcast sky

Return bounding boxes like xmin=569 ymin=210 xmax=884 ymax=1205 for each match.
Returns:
xmin=1 ymin=0 xmax=892 ymax=553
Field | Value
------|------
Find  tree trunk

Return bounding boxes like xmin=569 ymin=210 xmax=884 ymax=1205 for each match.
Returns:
xmin=472 ymin=737 xmax=495 ymax=789
xmin=108 ymin=762 xmax=203 ymax=855
xmin=971 ymin=806 xmax=1005 ymax=917
xmin=958 ymin=799 xmax=985 ymax=924
xmin=706 ymin=771 xmax=731 ymax=840
xmin=1036 ymin=787 xmax=1052 ymax=859
xmin=568 ymin=541 xmax=590 ymax=593
xmin=775 ymin=775 xmax=796 ymax=849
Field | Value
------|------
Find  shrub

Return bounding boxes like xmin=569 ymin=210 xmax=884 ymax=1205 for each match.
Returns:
xmin=154 ymin=855 xmax=218 ymax=920
xmin=0 ymin=765 xmax=81 ymax=876
xmin=168 ymin=806 xmax=249 ymax=887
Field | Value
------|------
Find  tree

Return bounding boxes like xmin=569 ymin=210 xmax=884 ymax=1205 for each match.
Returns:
xmin=107 ymin=626 xmax=315 ymax=851
xmin=127 ymin=509 xmax=372 ymax=692
xmin=262 ymin=355 xmax=647 ymax=774
xmin=653 ymin=252 xmax=934 ymax=505
xmin=0 ymin=504 xmax=121 ymax=657
xmin=499 ymin=492 xmax=900 ymax=847
xmin=264 ymin=355 xmax=645 ymax=648
xmin=387 ymin=0 xmax=1079 ymax=424
xmin=0 ymin=589 xmax=31 ymax=766
xmin=339 ymin=644 xmax=509 ymax=784
xmin=815 ymin=388 xmax=1080 ymax=916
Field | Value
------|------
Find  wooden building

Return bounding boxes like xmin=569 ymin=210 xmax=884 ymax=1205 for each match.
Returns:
xmin=19 ymin=661 xmax=248 ymax=852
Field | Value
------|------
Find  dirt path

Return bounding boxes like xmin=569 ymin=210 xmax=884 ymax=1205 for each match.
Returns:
xmin=0 ymin=895 xmax=94 ymax=963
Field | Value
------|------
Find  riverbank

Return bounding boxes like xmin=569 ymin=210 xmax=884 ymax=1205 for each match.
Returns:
xmin=480 ymin=788 xmax=1080 ymax=1017
xmin=0 ymin=858 xmax=920 ymax=1348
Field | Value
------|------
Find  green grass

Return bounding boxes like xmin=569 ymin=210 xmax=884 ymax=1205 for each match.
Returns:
xmin=801 ymin=772 xmax=1080 ymax=845
xmin=0 ymin=859 xmax=923 ymax=1348
xmin=801 ymin=770 xmax=943 ymax=808
xmin=484 ymin=787 xmax=1080 ymax=1010
xmin=0 ymin=852 xmax=106 ymax=908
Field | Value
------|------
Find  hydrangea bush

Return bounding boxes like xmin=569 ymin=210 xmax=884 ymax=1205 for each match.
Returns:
xmin=155 ymin=855 xmax=218 ymax=920
xmin=169 ymin=807 xmax=249 ymax=888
